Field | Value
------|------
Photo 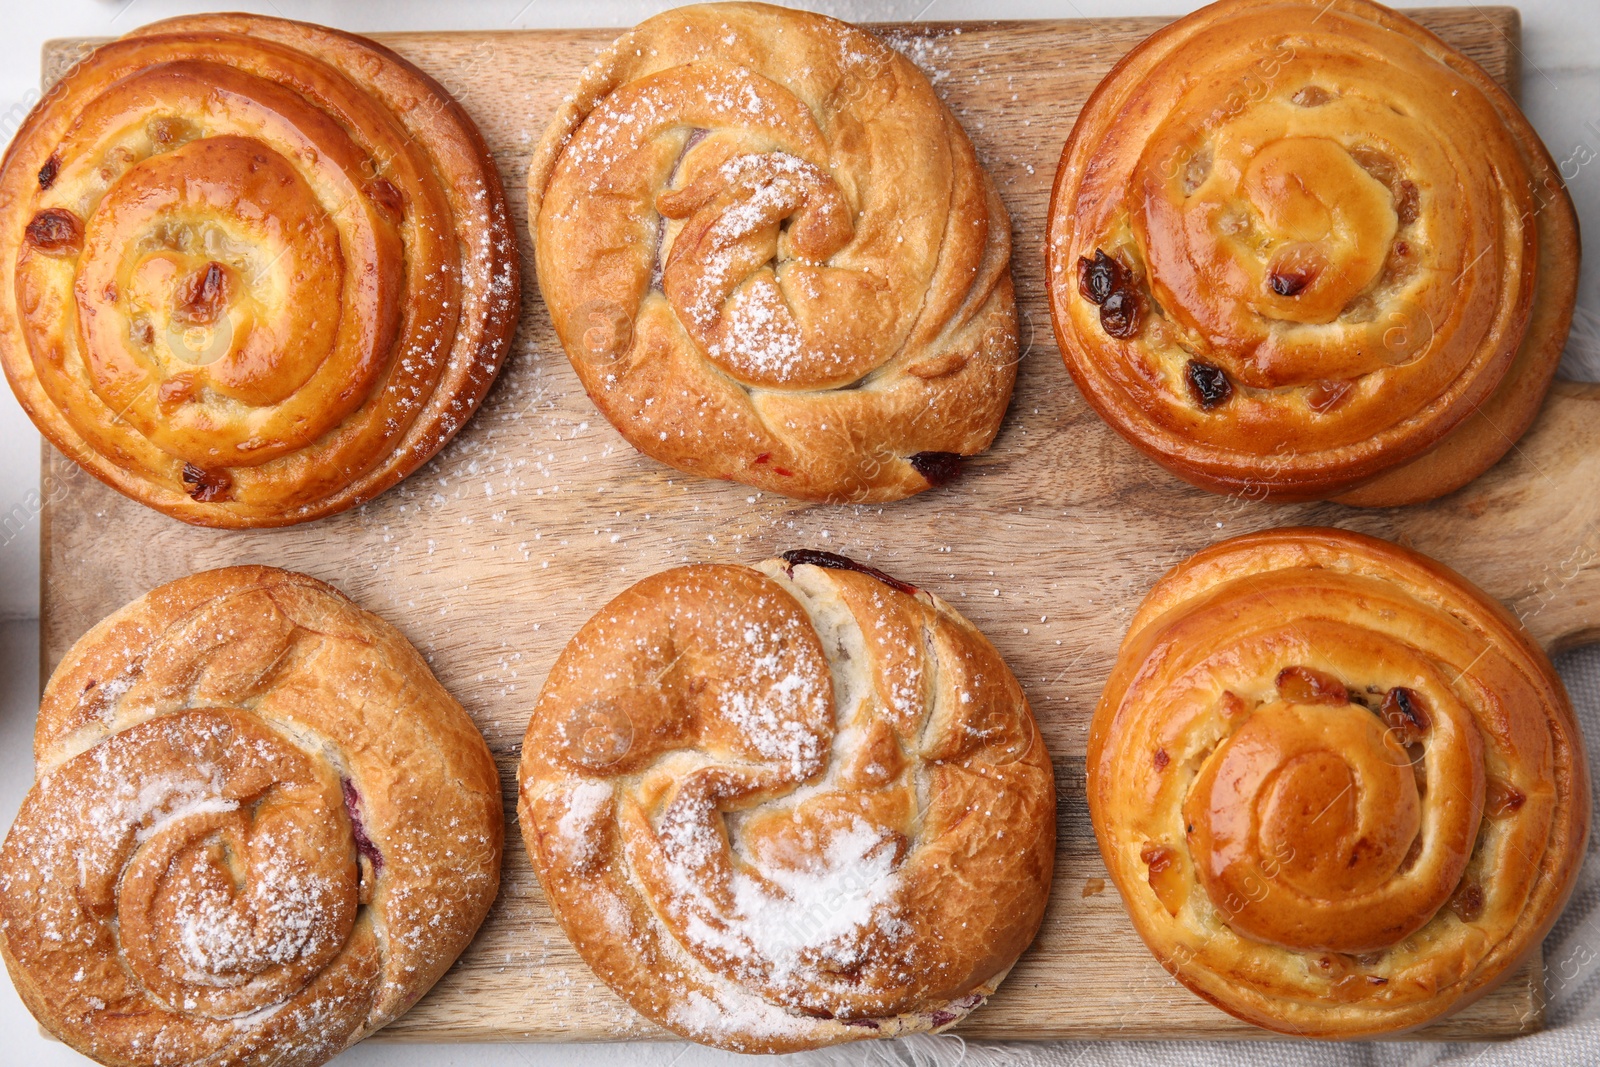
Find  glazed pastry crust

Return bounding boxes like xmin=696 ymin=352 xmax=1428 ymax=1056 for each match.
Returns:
xmin=528 ymin=2 xmax=1018 ymax=503
xmin=0 ymin=567 xmax=503 ymax=1067
xmin=517 ymin=555 xmax=1055 ymax=1052
xmin=1046 ymin=0 xmax=1579 ymax=504
xmin=1089 ymin=528 xmax=1589 ymax=1038
xmin=0 ymin=14 xmax=520 ymax=527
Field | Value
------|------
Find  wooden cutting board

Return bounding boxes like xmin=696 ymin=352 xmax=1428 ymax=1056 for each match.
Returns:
xmin=37 ymin=7 xmax=1596 ymax=1043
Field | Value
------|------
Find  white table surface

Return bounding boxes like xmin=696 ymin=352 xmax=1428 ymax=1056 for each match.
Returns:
xmin=1 ymin=1 xmax=1596 ymax=1064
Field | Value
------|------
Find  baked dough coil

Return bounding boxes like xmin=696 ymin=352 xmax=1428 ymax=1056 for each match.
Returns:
xmin=518 ymin=553 xmax=1054 ymax=1051
xmin=528 ymin=2 xmax=1018 ymax=502
xmin=0 ymin=568 xmax=503 ymax=1067
xmin=1089 ymin=528 xmax=1589 ymax=1037
xmin=1047 ymin=0 xmax=1578 ymax=504
xmin=0 ymin=13 xmax=519 ymax=527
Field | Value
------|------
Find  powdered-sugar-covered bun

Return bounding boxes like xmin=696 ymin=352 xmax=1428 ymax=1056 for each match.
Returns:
xmin=0 ymin=567 xmax=503 ymax=1067
xmin=528 ymin=2 xmax=1018 ymax=503
xmin=517 ymin=552 xmax=1055 ymax=1052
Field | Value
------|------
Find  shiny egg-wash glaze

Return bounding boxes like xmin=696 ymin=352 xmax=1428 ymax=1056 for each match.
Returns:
xmin=0 ymin=14 xmax=520 ymax=527
xmin=1089 ymin=528 xmax=1589 ymax=1037
xmin=1046 ymin=0 xmax=1578 ymax=504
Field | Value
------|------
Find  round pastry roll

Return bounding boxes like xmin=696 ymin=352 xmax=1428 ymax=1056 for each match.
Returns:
xmin=0 ymin=568 xmax=503 ymax=1067
xmin=0 ymin=14 xmax=520 ymax=527
xmin=528 ymin=2 xmax=1018 ymax=503
xmin=517 ymin=551 xmax=1055 ymax=1051
xmin=1089 ymin=527 xmax=1590 ymax=1037
xmin=1046 ymin=0 xmax=1579 ymax=505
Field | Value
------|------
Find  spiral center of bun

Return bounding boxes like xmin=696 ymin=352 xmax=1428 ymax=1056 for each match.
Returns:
xmin=1236 ymin=137 xmax=1397 ymax=321
xmin=1189 ymin=700 xmax=1423 ymax=923
xmin=657 ymin=148 xmax=885 ymax=389
xmin=1175 ymin=649 xmax=1486 ymax=955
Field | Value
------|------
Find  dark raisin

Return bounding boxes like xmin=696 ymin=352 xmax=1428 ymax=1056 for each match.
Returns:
xmin=1099 ymin=288 xmax=1143 ymax=339
xmin=1184 ymin=360 xmax=1233 ymax=409
xmin=780 ymin=549 xmax=917 ymax=596
xmin=1395 ymin=181 xmax=1419 ymax=226
xmin=1268 ymin=269 xmax=1313 ymax=297
xmin=1077 ymin=249 xmax=1119 ymax=305
xmin=24 ymin=207 xmax=82 ymax=253
xmin=1153 ymin=748 xmax=1170 ymax=770
xmin=180 ymin=463 xmax=232 ymax=503
xmin=908 ymin=450 xmax=962 ymax=487
xmin=176 ymin=262 xmax=231 ymax=326
xmin=1381 ymin=686 xmax=1430 ymax=745
xmin=37 ymin=156 xmax=60 ymax=189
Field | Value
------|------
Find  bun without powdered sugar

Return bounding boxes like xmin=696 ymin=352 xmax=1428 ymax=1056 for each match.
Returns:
xmin=1089 ymin=528 xmax=1589 ymax=1037
xmin=1046 ymin=0 xmax=1578 ymax=505
xmin=528 ymin=2 xmax=1018 ymax=503
xmin=0 ymin=13 xmax=520 ymax=527
xmin=517 ymin=551 xmax=1055 ymax=1052
xmin=0 ymin=567 xmax=503 ymax=1067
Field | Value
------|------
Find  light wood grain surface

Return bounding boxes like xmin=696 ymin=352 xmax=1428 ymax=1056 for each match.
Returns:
xmin=38 ymin=6 xmax=1593 ymax=1043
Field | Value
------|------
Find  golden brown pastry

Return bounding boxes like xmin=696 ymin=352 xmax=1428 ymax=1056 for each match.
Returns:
xmin=0 ymin=14 xmax=519 ymax=527
xmin=1089 ymin=527 xmax=1589 ymax=1037
xmin=0 ymin=567 xmax=503 ymax=1067
xmin=1047 ymin=0 xmax=1579 ymax=505
xmin=517 ymin=551 xmax=1054 ymax=1051
xmin=528 ymin=3 xmax=1017 ymax=503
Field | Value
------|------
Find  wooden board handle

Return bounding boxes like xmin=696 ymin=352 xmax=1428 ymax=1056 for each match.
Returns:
xmin=1380 ymin=381 xmax=1600 ymax=654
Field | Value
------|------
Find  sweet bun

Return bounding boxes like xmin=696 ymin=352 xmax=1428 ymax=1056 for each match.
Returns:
xmin=0 ymin=567 xmax=503 ymax=1067
xmin=528 ymin=2 xmax=1018 ymax=502
xmin=1047 ymin=0 xmax=1578 ymax=504
xmin=0 ymin=13 xmax=520 ymax=527
xmin=517 ymin=551 xmax=1054 ymax=1051
xmin=1089 ymin=527 xmax=1589 ymax=1037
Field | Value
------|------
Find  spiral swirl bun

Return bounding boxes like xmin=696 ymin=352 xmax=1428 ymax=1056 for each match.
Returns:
xmin=528 ymin=2 xmax=1018 ymax=502
xmin=0 ymin=568 xmax=503 ymax=1066
xmin=0 ymin=14 xmax=520 ymax=527
xmin=1047 ymin=0 xmax=1578 ymax=504
xmin=1089 ymin=528 xmax=1589 ymax=1037
xmin=517 ymin=553 xmax=1054 ymax=1051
